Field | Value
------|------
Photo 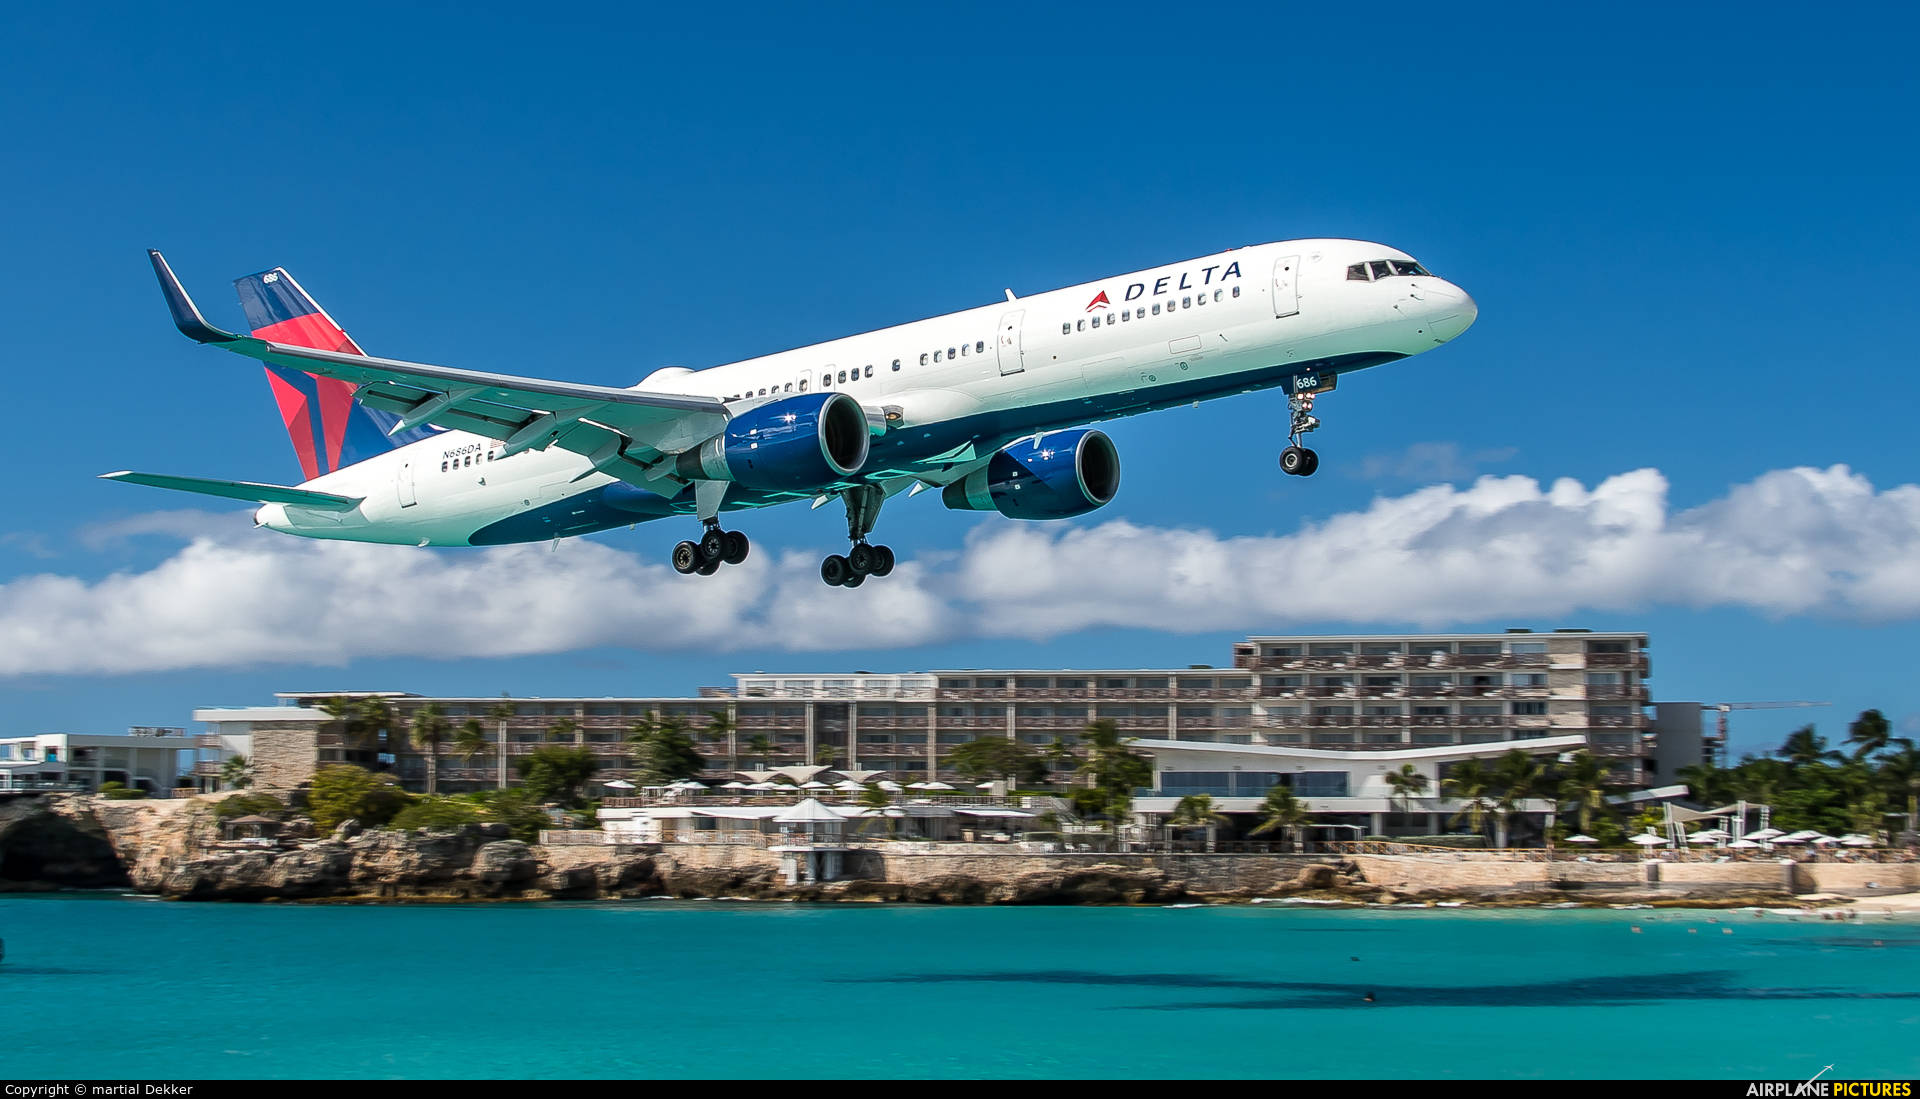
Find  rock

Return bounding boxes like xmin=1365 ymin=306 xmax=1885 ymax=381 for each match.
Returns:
xmin=333 ymin=819 xmax=363 ymax=841
xmin=0 ymin=795 xmax=131 ymax=889
xmin=474 ymin=841 xmax=538 ymax=884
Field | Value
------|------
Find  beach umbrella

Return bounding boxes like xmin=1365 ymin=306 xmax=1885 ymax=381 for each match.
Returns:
xmin=801 ymin=780 xmax=833 ymax=790
xmin=1564 ymin=834 xmax=1599 ymax=844
xmin=906 ymin=782 xmax=932 ymax=789
xmin=1629 ymin=832 xmax=1668 ymax=848
xmin=720 ymin=781 xmax=751 ymax=790
xmin=1839 ymin=835 xmax=1877 ymax=847
xmin=1686 ymin=832 xmax=1720 ymax=844
xmin=747 ymin=781 xmax=780 ymax=790
xmin=670 ymin=780 xmax=707 ymax=790
xmin=1693 ymin=828 xmax=1731 ymax=840
xmin=604 ymin=779 xmax=636 ymax=790
xmin=834 ymin=780 xmax=864 ymax=791
xmin=1727 ymin=839 xmax=1761 ymax=849
xmin=877 ymin=780 xmax=903 ymax=792
xmin=976 ymin=781 xmax=996 ymax=790
xmin=921 ymin=781 xmax=955 ymax=791
xmin=1744 ymin=827 xmax=1785 ymax=841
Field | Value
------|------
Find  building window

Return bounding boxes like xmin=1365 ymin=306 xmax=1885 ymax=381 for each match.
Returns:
xmin=1512 ymin=702 xmax=1547 ymax=716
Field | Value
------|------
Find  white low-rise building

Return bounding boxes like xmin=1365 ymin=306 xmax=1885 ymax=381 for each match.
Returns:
xmin=0 ymin=728 xmax=192 ymax=794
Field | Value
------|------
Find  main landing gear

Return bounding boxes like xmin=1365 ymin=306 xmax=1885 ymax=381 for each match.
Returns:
xmin=821 ymin=484 xmax=895 ymax=588
xmin=1280 ymin=392 xmax=1321 ymax=477
xmin=672 ymin=519 xmax=750 ymax=576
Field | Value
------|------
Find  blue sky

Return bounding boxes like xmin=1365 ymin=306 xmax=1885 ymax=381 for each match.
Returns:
xmin=3 ymin=2 xmax=1918 ymax=761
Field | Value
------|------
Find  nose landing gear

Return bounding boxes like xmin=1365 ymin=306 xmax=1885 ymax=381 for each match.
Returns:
xmin=1280 ymin=392 xmax=1321 ymax=477
xmin=821 ymin=484 xmax=896 ymax=588
xmin=672 ymin=518 xmax=750 ymax=576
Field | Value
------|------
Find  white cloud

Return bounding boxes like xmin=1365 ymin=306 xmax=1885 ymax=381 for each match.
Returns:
xmin=1352 ymin=441 xmax=1518 ymax=482
xmin=4 ymin=464 xmax=1920 ymax=676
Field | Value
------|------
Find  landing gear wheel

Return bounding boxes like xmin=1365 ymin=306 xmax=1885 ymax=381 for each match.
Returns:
xmin=672 ymin=541 xmax=701 ymax=574
xmin=1298 ymin=448 xmax=1319 ymax=476
xmin=699 ymin=526 xmax=727 ymax=562
xmin=697 ymin=556 xmax=721 ymax=576
xmin=848 ymin=542 xmax=877 ymax=576
xmin=842 ymin=573 xmax=866 ymax=588
xmin=821 ymin=554 xmax=850 ymax=586
xmin=722 ymin=530 xmax=750 ymax=565
xmin=1280 ymin=446 xmax=1307 ymax=476
xmin=870 ymin=544 xmax=895 ymax=577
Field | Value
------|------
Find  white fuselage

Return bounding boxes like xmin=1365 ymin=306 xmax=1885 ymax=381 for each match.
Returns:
xmin=257 ymin=239 xmax=1476 ymax=546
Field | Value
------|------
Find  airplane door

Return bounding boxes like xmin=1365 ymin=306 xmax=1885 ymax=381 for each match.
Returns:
xmin=1272 ymin=255 xmax=1300 ymax=318
xmin=996 ymin=309 xmax=1025 ymax=375
xmin=396 ymin=461 xmax=418 ymax=508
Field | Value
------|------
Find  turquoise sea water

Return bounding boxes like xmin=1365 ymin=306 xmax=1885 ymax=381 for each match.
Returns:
xmin=1 ymin=894 xmax=1915 ymax=1079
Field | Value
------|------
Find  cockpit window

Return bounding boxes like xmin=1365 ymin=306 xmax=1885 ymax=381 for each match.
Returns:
xmin=1347 ymin=263 xmax=1371 ymax=281
xmin=1368 ymin=260 xmax=1393 ymax=280
xmin=1388 ymin=260 xmax=1429 ymax=277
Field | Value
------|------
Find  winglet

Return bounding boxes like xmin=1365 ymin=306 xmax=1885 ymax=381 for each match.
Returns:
xmin=148 ymin=250 xmax=242 ymax=344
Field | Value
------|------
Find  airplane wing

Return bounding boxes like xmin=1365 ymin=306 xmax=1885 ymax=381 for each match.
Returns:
xmin=100 ymin=471 xmax=365 ymax=512
xmin=148 ymin=251 xmax=728 ymax=486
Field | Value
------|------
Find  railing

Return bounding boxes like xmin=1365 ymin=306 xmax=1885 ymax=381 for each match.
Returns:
xmin=1322 ymin=839 xmax=1558 ymax=861
xmin=196 ymin=734 xmax=223 ymax=748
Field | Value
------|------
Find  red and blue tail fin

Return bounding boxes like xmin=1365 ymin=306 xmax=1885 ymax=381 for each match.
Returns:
xmin=233 ymin=268 xmax=434 ymax=480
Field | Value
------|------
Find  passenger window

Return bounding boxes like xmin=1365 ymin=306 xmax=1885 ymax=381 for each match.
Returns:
xmin=784 ymin=382 xmax=792 ymax=393
xmin=1091 ymin=315 xmax=1101 ymax=328
xmin=934 ymin=350 xmax=942 ymax=362
xmin=948 ymin=346 xmax=956 ymax=359
xmin=1152 ymin=303 xmax=1161 ymax=315
xmin=921 ymin=353 xmax=929 ymax=365
xmin=891 ymin=359 xmax=901 ymax=372
xmin=758 ymin=388 xmax=767 ymax=396
xmin=1369 ymin=260 xmax=1392 ymax=279
xmin=1232 ymin=286 xmax=1241 ymax=298
xmin=821 ymin=374 xmax=830 ymax=388
xmin=864 ymin=365 xmax=873 ymax=378
xmin=1076 ymin=319 xmax=1085 ymax=331
xmin=838 ymin=369 xmax=848 ymax=383
xmin=976 ymin=340 xmax=985 ymax=354
xmin=1348 ymin=263 xmax=1371 ymax=281
xmin=800 ymin=379 xmax=808 ymax=391
xmin=1182 ymin=296 xmax=1190 ymax=308
xmin=1063 ymin=323 xmax=1071 ymax=335
xmin=441 ymin=461 xmax=449 ymax=472
xmin=1213 ymin=289 xmax=1223 ymax=302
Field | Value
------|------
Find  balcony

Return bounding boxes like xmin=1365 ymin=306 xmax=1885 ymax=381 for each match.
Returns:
xmin=195 ymin=734 xmax=223 ymax=749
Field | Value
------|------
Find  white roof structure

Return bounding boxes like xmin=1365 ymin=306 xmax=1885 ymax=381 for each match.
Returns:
xmin=772 ymin=766 xmax=831 ymax=785
xmin=775 ymin=798 xmax=846 ymax=824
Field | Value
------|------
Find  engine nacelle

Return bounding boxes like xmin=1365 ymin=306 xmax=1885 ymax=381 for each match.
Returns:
xmin=677 ymin=392 xmax=871 ymax=493
xmin=941 ymin=429 xmax=1120 ymax=519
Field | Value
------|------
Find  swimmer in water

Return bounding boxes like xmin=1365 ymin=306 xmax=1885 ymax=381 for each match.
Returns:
xmin=1363 ymin=992 xmax=1376 ymax=1003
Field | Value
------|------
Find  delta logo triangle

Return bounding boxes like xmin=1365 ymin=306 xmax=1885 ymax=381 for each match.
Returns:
xmin=1085 ymin=290 xmax=1111 ymax=312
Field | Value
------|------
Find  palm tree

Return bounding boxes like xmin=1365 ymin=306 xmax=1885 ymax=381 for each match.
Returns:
xmin=748 ymin=734 xmax=773 ymax=769
xmin=854 ymin=783 xmax=898 ymax=839
xmin=409 ymin=702 xmax=451 ymax=796
xmin=1492 ymin=749 xmax=1546 ymax=848
xmin=454 ymin=718 xmax=490 ymax=785
xmin=706 ymin=709 xmax=738 ymax=773
xmin=546 ymin=716 xmax=581 ymax=745
xmin=318 ymin=696 xmax=371 ymax=763
xmin=1384 ymin=763 xmax=1430 ymax=818
xmin=1778 ymin=725 xmax=1841 ymax=768
xmin=219 ymin=753 xmax=253 ymax=790
xmin=1556 ymin=751 xmax=1612 ymax=835
xmin=1442 ymin=758 xmax=1497 ymax=843
xmin=1249 ymin=785 xmax=1313 ymax=852
xmin=1168 ymin=793 xmax=1229 ymax=850
xmin=487 ymin=698 xmax=518 ymax=789
xmin=814 ymin=743 xmax=842 ymax=768
xmin=1846 ymin=710 xmax=1894 ymax=761
xmin=1877 ymin=740 xmax=1920 ymax=837
xmin=1046 ymin=736 xmax=1077 ymax=784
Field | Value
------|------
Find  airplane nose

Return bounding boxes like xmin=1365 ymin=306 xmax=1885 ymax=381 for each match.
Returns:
xmin=1426 ymin=285 xmax=1478 ymax=343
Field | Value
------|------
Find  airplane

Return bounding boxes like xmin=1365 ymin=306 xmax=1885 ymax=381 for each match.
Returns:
xmin=113 ymin=241 xmax=1477 ymax=587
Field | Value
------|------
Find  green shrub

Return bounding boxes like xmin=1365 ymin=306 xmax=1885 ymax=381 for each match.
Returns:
xmin=97 ymin=781 xmax=147 ymax=800
xmin=390 ymin=796 xmax=486 ymax=832
xmin=307 ymin=765 xmax=411 ymax=832
xmin=214 ymin=793 xmax=287 ymax=820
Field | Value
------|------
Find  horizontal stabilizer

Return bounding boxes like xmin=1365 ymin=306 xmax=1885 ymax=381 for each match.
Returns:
xmin=99 ymin=471 xmax=365 ymax=512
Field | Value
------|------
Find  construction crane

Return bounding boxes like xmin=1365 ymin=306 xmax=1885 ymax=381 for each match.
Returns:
xmin=1705 ymin=701 xmax=1829 ymax=764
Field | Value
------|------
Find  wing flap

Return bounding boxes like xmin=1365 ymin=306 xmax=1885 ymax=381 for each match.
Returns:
xmin=101 ymin=471 xmax=365 ymax=512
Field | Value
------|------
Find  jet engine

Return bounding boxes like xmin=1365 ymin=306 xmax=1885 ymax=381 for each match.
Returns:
xmin=676 ymin=392 xmax=870 ymax=493
xmin=941 ymin=429 xmax=1120 ymax=519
